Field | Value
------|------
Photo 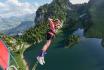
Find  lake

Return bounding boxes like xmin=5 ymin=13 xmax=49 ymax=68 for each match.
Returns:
xmin=24 ymin=28 xmax=104 ymax=70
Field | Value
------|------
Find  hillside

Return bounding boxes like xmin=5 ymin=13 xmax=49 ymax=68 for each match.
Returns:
xmin=0 ymin=14 xmax=35 ymax=32
xmin=85 ymin=0 xmax=104 ymax=38
xmin=21 ymin=0 xmax=82 ymax=47
xmin=6 ymin=21 xmax=35 ymax=35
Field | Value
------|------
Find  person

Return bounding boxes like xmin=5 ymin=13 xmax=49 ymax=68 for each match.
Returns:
xmin=36 ymin=17 xmax=62 ymax=65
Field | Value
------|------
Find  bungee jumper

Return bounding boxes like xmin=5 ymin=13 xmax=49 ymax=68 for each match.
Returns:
xmin=36 ymin=17 xmax=62 ymax=65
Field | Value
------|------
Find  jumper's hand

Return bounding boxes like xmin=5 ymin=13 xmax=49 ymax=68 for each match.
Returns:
xmin=48 ymin=18 xmax=54 ymax=24
xmin=56 ymin=19 xmax=62 ymax=29
xmin=48 ymin=18 xmax=53 ymax=21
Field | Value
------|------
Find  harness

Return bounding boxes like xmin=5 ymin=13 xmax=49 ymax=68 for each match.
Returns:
xmin=48 ymin=29 xmax=56 ymax=35
xmin=48 ymin=19 xmax=61 ymax=36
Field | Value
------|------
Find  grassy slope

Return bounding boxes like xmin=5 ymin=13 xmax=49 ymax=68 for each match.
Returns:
xmin=9 ymin=48 xmax=26 ymax=70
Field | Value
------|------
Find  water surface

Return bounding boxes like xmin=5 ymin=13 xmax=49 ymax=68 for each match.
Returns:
xmin=24 ymin=28 xmax=104 ymax=70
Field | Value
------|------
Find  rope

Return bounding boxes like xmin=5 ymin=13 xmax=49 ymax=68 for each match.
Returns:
xmin=7 ymin=65 xmax=18 ymax=70
xmin=8 ymin=47 xmax=19 ymax=69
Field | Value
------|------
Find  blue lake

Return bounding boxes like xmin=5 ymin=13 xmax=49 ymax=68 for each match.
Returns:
xmin=24 ymin=28 xmax=104 ymax=70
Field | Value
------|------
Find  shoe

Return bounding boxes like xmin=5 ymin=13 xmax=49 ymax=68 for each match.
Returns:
xmin=36 ymin=56 xmax=45 ymax=65
xmin=42 ymin=57 xmax=45 ymax=64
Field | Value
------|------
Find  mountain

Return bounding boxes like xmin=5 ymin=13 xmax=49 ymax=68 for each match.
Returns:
xmin=85 ymin=0 xmax=104 ymax=38
xmin=21 ymin=0 xmax=82 ymax=45
xmin=35 ymin=0 xmax=72 ymax=24
xmin=6 ymin=21 xmax=35 ymax=35
xmin=0 ymin=16 xmax=21 ymax=32
xmin=0 ymin=13 xmax=35 ymax=32
xmin=21 ymin=0 xmax=104 ymax=45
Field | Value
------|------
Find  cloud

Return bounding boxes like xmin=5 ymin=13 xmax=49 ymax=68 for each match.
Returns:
xmin=70 ymin=0 xmax=89 ymax=4
xmin=0 ymin=2 xmax=6 ymax=8
xmin=0 ymin=0 xmax=38 ymax=18
xmin=0 ymin=0 xmax=90 ymax=18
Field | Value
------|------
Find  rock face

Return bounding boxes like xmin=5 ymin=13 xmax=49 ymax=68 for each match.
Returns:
xmin=22 ymin=0 xmax=90 ymax=44
xmin=35 ymin=0 xmax=72 ymax=24
xmin=22 ymin=0 xmax=104 ymax=44
xmin=88 ymin=0 xmax=104 ymax=24
xmin=89 ymin=0 xmax=104 ymax=15
xmin=85 ymin=0 xmax=104 ymax=38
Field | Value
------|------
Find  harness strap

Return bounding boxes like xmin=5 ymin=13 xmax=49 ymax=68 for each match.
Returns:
xmin=48 ymin=30 xmax=56 ymax=36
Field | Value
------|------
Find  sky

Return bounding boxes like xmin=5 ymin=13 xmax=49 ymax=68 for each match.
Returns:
xmin=0 ymin=0 xmax=89 ymax=18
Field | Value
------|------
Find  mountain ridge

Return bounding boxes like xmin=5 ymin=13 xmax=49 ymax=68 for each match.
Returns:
xmin=6 ymin=21 xmax=35 ymax=35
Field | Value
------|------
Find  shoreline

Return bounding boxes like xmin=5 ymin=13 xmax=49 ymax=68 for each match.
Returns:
xmin=21 ymin=43 xmax=31 ymax=70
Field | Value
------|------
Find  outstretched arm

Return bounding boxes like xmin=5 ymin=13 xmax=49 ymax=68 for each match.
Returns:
xmin=48 ymin=18 xmax=56 ymax=33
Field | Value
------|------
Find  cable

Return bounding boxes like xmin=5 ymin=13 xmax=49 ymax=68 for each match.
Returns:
xmin=7 ymin=65 xmax=18 ymax=70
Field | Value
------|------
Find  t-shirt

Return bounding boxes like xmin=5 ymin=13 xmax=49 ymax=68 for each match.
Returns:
xmin=49 ymin=19 xmax=56 ymax=34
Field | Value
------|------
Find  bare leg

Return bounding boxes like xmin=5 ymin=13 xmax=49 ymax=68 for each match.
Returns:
xmin=37 ymin=40 xmax=52 ymax=65
xmin=42 ymin=40 xmax=52 ymax=52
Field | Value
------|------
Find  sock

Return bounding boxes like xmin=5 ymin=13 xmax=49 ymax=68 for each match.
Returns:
xmin=39 ymin=50 xmax=47 ymax=57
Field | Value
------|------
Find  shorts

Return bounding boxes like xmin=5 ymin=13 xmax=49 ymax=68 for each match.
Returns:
xmin=46 ymin=32 xmax=54 ymax=40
